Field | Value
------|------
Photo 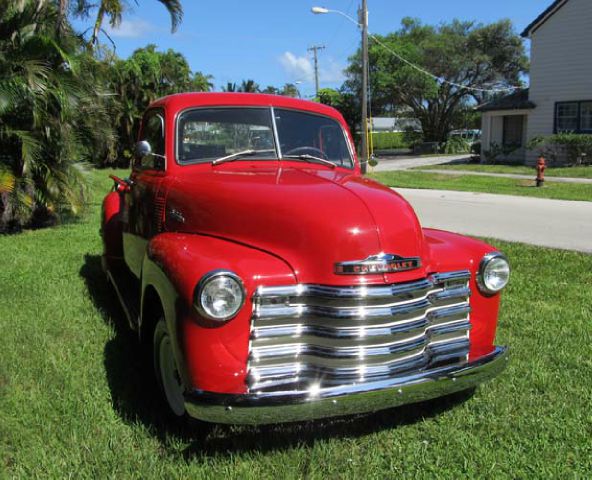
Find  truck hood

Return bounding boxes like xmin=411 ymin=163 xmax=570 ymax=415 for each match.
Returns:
xmin=165 ymin=164 xmax=428 ymax=285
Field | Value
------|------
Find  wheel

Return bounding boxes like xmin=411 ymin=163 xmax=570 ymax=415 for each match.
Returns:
xmin=153 ymin=319 xmax=187 ymax=418
xmin=284 ymin=146 xmax=329 ymax=159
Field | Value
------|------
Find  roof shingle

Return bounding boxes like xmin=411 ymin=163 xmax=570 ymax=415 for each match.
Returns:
xmin=476 ymin=89 xmax=536 ymax=112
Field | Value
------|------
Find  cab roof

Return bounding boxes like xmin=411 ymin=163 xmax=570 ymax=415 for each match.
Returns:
xmin=149 ymin=92 xmax=344 ymax=121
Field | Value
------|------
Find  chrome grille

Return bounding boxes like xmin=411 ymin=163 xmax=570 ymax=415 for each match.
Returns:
xmin=248 ymin=271 xmax=472 ymax=393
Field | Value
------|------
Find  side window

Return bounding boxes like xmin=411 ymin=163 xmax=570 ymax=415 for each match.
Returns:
xmin=137 ymin=110 xmax=165 ymax=170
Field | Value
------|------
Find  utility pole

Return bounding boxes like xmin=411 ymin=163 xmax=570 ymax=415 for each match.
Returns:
xmin=359 ymin=0 xmax=369 ymax=173
xmin=307 ymin=44 xmax=325 ymax=99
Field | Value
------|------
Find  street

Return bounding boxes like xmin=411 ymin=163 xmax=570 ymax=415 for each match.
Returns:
xmin=396 ymin=188 xmax=592 ymax=253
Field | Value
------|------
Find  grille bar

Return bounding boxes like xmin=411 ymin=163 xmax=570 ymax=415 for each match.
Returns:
xmin=248 ymin=271 xmax=471 ymax=393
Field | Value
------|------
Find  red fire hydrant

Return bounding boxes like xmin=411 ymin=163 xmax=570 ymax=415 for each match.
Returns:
xmin=536 ymin=156 xmax=546 ymax=187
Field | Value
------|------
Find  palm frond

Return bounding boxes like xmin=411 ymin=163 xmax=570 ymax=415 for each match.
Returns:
xmin=0 ymin=168 xmax=15 ymax=193
xmin=157 ymin=0 xmax=183 ymax=32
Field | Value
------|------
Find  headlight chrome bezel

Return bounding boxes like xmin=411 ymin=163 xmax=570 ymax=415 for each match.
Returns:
xmin=194 ymin=270 xmax=246 ymax=322
xmin=477 ymin=252 xmax=510 ymax=296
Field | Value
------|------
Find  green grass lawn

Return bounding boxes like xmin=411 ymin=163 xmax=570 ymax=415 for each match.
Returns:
xmin=415 ymin=163 xmax=592 ymax=179
xmin=1 ymin=169 xmax=591 ymax=478
xmin=370 ymin=171 xmax=592 ymax=202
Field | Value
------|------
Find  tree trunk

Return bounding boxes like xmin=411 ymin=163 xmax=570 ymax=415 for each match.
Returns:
xmin=89 ymin=4 xmax=106 ymax=49
xmin=57 ymin=0 xmax=69 ymax=35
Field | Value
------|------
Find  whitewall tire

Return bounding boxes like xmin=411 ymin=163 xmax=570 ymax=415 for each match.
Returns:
xmin=153 ymin=319 xmax=186 ymax=418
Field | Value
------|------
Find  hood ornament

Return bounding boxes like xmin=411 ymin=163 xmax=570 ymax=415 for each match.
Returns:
xmin=335 ymin=253 xmax=421 ymax=275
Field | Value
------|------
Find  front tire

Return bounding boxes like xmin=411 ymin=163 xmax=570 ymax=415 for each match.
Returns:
xmin=153 ymin=319 xmax=187 ymax=418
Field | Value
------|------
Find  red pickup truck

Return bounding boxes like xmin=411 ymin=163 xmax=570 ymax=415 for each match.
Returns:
xmin=101 ymin=93 xmax=509 ymax=425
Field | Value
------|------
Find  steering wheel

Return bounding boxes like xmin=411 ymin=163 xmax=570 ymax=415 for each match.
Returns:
xmin=284 ymin=146 xmax=329 ymax=160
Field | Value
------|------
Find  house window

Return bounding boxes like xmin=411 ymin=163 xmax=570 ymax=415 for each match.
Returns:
xmin=581 ymin=102 xmax=592 ymax=132
xmin=555 ymin=101 xmax=592 ymax=133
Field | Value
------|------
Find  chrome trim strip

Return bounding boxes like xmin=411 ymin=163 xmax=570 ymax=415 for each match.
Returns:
xmin=184 ymin=346 xmax=509 ymax=425
xmin=270 ymin=106 xmax=283 ymax=159
xmin=256 ymin=279 xmax=433 ymax=302
xmin=431 ymin=270 xmax=471 ymax=284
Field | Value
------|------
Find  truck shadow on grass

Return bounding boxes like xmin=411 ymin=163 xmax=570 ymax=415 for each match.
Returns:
xmin=80 ymin=253 xmax=475 ymax=457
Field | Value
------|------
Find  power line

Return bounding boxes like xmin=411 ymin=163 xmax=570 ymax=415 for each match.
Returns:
xmin=320 ymin=9 xmax=521 ymax=94
xmin=368 ymin=34 xmax=521 ymax=94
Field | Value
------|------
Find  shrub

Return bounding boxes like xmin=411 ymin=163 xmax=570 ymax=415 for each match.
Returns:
xmin=528 ymin=133 xmax=592 ymax=166
xmin=482 ymin=142 xmax=521 ymax=164
xmin=443 ymin=137 xmax=471 ymax=154
xmin=372 ymin=131 xmax=421 ymax=150
xmin=0 ymin=1 xmax=114 ymax=231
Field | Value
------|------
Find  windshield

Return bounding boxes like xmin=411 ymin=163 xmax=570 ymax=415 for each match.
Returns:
xmin=274 ymin=108 xmax=353 ymax=168
xmin=177 ymin=107 xmax=353 ymax=168
xmin=177 ymin=108 xmax=277 ymax=163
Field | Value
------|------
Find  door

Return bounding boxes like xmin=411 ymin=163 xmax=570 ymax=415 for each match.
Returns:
xmin=123 ymin=109 xmax=167 ymax=278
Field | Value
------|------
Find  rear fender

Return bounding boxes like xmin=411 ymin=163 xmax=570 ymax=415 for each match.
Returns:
xmin=101 ymin=191 xmax=124 ymax=262
xmin=142 ymin=233 xmax=296 ymax=394
xmin=423 ymin=229 xmax=503 ymax=361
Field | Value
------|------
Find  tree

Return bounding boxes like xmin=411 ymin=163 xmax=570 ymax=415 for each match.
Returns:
xmin=280 ymin=83 xmax=300 ymax=98
xmin=64 ymin=0 xmax=183 ymax=49
xmin=318 ymin=87 xmax=361 ymax=145
xmin=239 ymin=79 xmax=260 ymax=93
xmin=192 ymin=71 xmax=214 ymax=92
xmin=108 ymin=44 xmax=211 ymax=163
xmin=0 ymin=0 xmax=114 ymax=230
xmin=222 ymin=82 xmax=238 ymax=92
xmin=345 ymin=18 xmax=528 ymax=142
xmin=261 ymin=85 xmax=280 ymax=95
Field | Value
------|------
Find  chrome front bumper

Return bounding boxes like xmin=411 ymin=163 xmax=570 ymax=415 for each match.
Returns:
xmin=184 ymin=346 xmax=509 ymax=425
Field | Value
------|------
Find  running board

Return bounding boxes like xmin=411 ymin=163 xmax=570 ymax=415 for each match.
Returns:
xmin=105 ymin=258 xmax=141 ymax=330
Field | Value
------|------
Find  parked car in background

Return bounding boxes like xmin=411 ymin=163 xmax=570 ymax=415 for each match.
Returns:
xmin=449 ymin=129 xmax=482 ymax=145
xmin=101 ymin=93 xmax=510 ymax=425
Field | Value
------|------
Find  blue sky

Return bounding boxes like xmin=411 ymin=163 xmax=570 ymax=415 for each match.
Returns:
xmin=91 ymin=0 xmax=548 ymax=98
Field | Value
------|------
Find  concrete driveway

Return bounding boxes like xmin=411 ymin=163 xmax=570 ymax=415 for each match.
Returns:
xmin=396 ymin=188 xmax=592 ymax=253
xmin=372 ymin=154 xmax=472 ymax=172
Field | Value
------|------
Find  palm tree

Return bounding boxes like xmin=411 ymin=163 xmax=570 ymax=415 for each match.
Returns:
xmin=192 ymin=71 xmax=214 ymax=92
xmin=239 ymin=79 xmax=260 ymax=93
xmin=222 ymin=82 xmax=238 ymax=92
xmin=281 ymin=83 xmax=301 ymax=98
xmin=0 ymin=0 xmax=114 ymax=230
xmin=261 ymin=86 xmax=280 ymax=95
xmin=88 ymin=0 xmax=183 ymax=48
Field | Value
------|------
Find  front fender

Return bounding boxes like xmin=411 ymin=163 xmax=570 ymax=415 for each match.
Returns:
xmin=143 ymin=233 xmax=296 ymax=394
xmin=423 ymin=228 xmax=503 ymax=361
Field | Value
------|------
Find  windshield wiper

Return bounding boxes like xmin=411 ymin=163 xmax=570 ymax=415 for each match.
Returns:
xmin=283 ymin=154 xmax=336 ymax=169
xmin=212 ymin=149 xmax=275 ymax=165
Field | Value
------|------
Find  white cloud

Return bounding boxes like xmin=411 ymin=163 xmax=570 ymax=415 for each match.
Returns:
xmin=279 ymin=52 xmax=314 ymax=82
xmin=279 ymin=51 xmax=345 ymax=85
xmin=105 ymin=19 xmax=153 ymax=38
xmin=320 ymin=60 xmax=346 ymax=84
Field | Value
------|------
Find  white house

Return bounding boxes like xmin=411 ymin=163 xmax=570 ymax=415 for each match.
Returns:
xmin=479 ymin=0 xmax=592 ymax=164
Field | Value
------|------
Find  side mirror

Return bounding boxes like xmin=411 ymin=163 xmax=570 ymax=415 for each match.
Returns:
xmin=135 ymin=140 xmax=152 ymax=158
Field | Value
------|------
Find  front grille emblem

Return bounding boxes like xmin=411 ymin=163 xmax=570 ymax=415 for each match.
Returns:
xmin=335 ymin=253 xmax=421 ymax=275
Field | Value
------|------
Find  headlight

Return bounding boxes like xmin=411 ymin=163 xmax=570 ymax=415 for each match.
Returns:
xmin=477 ymin=253 xmax=510 ymax=295
xmin=194 ymin=271 xmax=245 ymax=321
